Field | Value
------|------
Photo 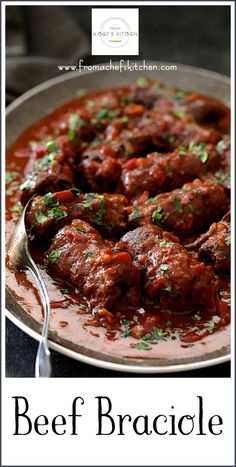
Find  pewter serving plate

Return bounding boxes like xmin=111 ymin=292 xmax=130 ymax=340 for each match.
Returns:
xmin=6 ymin=62 xmax=231 ymax=373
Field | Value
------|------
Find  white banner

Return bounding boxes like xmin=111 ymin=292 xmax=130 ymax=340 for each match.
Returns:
xmin=2 ymin=378 xmax=235 ymax=466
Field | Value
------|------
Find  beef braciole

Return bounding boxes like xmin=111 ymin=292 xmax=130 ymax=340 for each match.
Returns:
xmin=121 ymin=224 xmax=218 ymax=314
xmin=26 ymin=190 xmax=129 ymax=238
xmin=6 ymin=77 xmax=231 ymax=354
xmin=47 ymin=219 xmax=141 ymax=312
xmin=128 ymin=179 xmax=229 ymax=239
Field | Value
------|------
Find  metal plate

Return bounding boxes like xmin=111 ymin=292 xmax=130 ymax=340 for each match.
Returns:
xmin=6 ymin=62 xmax=231 ymax=373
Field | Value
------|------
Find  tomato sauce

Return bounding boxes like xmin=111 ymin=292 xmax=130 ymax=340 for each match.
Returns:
xmin=5 ymin=88 xmax=230 ymax=361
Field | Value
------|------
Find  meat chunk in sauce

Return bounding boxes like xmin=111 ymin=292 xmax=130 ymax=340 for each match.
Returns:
xmin=186 ymin=216 xmax=230 ymax=275
xmin=128 ymin=179 xmax=229 ymax=239
xmin=121 ymin=224 xmax=218 ymax=313
xmin=47 ymin=220 xmax=141 ymax=312
xmin=26 ymin=190 xmax=129 ymax=238
xmin=20 ymin=136 xmax=76 ymax=204
xmin=120 ymin=143 xmax=221 ymax=200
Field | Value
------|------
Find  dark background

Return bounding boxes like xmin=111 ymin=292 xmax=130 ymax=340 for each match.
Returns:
xmin=6 ymin=4 xmax=231 ymax=377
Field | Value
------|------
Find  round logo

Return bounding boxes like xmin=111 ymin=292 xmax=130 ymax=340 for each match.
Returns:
xmin=100 ymin=17 xmax=131 ymax=48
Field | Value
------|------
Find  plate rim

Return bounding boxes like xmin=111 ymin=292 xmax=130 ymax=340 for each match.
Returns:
xmin=6 ymin=61 xmax=231 ymax=374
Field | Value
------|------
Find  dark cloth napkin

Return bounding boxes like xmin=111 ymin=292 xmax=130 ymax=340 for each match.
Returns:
xmin=6 ymin=6 xmax=90 ymax=104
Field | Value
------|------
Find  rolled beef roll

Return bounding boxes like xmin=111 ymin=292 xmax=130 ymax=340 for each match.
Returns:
xmin=47 ymin=219 xmax=141 ymax=312
xmin=128 ymin=179 xmax=229 ymax=239
xmin=26 ymin=190 xmax=129 ymax=238
xmin=120 ymin=143 xmax=221 ymax=200
xmin=121 ymin=224 xmax=218 ymax=313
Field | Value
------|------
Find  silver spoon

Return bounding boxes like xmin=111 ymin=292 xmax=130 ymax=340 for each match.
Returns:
xmin=8 ymin=196 xmax=51 ymax=378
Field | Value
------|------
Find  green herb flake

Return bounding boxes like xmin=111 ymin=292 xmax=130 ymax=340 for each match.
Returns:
xmin=11 ymin=204 xmax=23 ymax=214
xmin=6 ymin=189 xmax=13 ymax=195
xmin=6 ymin=171 xmax=18 ymax=184
xmin=45 ymin=140 xmax=57 ymax=152
xmin=76 ymin=88 xmax=87 ymax=98
xmin=160 ymin=264 xmax=169 ymax=277
xmin=162 ymin=284 xmax=172 ymax=293
xmin=47 ymin=249 xmax=62 ymax=264
xmin=217 ymin=139 xmax=230 ymax=151
xmin=35 ymin=153 xmax=55 ymax=172
xmin=188 ymin=204 xmax=195 ymax=213
xmin=136 ymin=76 xmax=148 ymax=88
xmin=225 ymin=235 xmax=231 ymax=246
xmin=131 ymin=341 xmax=151 ymax=351
xmin=84 ymin=251 xmax=94 ymax=260
xmin=192 ymin=313 xmax=201 ymax=322
xmin=152 ymin=206 xmax=163 ymax=225
xmin=173 ymin=111 xmax=188 ymax=119
xmin=120 ymin=116 xmax=129 ymax=124
xmin=35 ymin=211 xmax=48 ymax=224
xmin=87 ymin=100 xmax=95 ymax=108
xmin=172 ymin=91 xmax=187 ymax=100
xmin=120 ymin=329 xmax=131 ymax=338
xmin=131 ymin=208 xmax=141 ymax=220
xmin=20 ymin=179 xmax=33 ymax=191
xmin=69 ymin=265 xmax=77 ymax=274
xmin=48 ymin=203 xmax=68 ymax=222
xmin=147 ymin=197 xmax=157 ymax=204
xmin=142 ymin=327 xmax=168 ymax=343
xmin=79 ymin=303 xmax=88 ymax=310
xmin=165 ymin=320 xmax=172 ymax=326
xmin=205 ymin=325 xmax=214 ymax=334
xmin=60 ymin=288 xmax=69 ymax=294
xmin=215 ymin=170 xmax=230 ymax=185
xmin=159 ymin=241 xmax=174 ymax=248
xmin=173 ymin=197 xmax=183 ymax=213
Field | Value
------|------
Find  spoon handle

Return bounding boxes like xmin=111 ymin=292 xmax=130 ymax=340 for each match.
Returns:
xmin=25 ymin=252 xmax=51 ymax=378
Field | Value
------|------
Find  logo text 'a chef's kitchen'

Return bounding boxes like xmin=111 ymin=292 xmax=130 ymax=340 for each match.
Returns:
xmin=92 ymin=9 xmax=139 ymax=56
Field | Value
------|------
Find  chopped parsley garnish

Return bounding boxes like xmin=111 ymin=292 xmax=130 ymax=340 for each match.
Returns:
xmin=68 ymin=113 xmax=87 ymax=140
xmin=76 ymin=88 xmax=87 ymax=98
xmin=96 ymin=108 xmax=120 ymax=120
xmin=121 ymin=96 xmax=130 ymax=105
xmin=147 ymin=197 xmax=157 ymax=204
xmin=47 ymin=204 xmax=68 ymax=222
xmin=70 ymin=265 xmax=77 ymax=274
xmin=20 ymin=179 xmax=33 ymax=191
xmin=6 ymin=171 xmax=18 ymax=184
xmin=35 ymin=153 xmax=55 ymax=172
xmin=152 ymin=206 xmax=163 ymax=225
xmin=35 ymin=211 xmax=48 ymax=224
xmin=162 ymin=284 xmax=172 ymax=293
xmin=189 ymin=142 xmax=208 ymax=164
xmin=60 ymin=288 xmax=69 ymax=294
xmin=142 ymin=327 xmax=168 ymax=343
xmin=159 ymin=241 xmax=174 ymax=247
xmin=35 ymin=192 xmax=55 ymax=207
xmin=173 ymin=111 xmax=188 ymax=119
xmin=79 ymin=303 xmax=88 ymax=310
xmin=165 ymin=320 xmax=172 ymax=326
xmin=87 ymin=100 xmax=95 ymax=107
xmin=192 ymin=313 xmax=201 ymax=321
xmin=225 ymin=235 xmax=231 ymax=246
xmin=74 ymin=227 xmax=85 ymax=233
xmin=205 ymin=325 xmax=214 ymax=334
xmin=217 ymin=138 xmax=230 ymax=151
xmin=47 ymin=249 xmax=61 ymax=264
xmin=160 ymin=264 xmax=169 ymax=277
xmin=120 ymin=329 xmax=131 ymax=338
xmin=136 ymin=76 xmax=148 ymax=87
xmin=11 ymin=204 xmax=23 ymax=213
xmin=172 ymin=91 xmax=187 ymax=100
xmin=131 ymin=208 xmax=141 ymax=220
xmin=131 ymin=342 xmax=151 ymax=351
xmin=112 ymin=245 xmax=120 ymax=252
xmin=45 ymin=140 xmax=57 ymax=152
xmin=84 ymin=251 xmax=94 ymax=260
xmin=188 ymin=204 xmax=195 ymax=213
xmin=215 ymin=170 xmax=230 ymax=185
xmin=173 ymin=197 xmax=183 ymax=213
xmin=120 ymin=116 xmax=129 ymax=124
